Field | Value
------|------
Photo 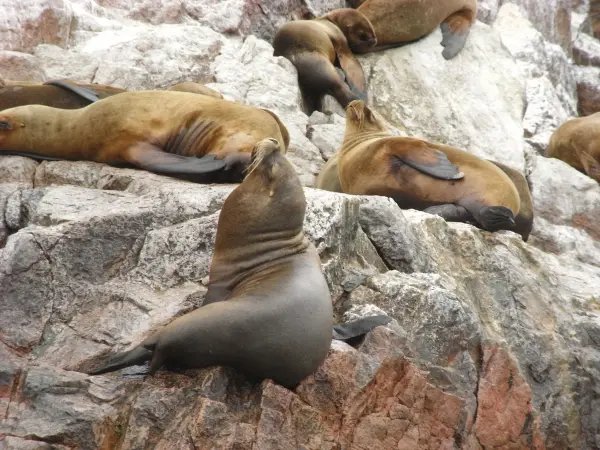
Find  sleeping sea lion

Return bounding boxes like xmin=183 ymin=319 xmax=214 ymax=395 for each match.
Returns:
xmin=0 ymin=79 xmax=223 ymax=111
xmin=86 ymin=138 xmax=333 ymax=387
xmin=353 ymin=0 xmax=477 ymax=59
xmin=315 ymin=153 xmax=533 ymax=241
xmin=547 ymin=113 xmax=600 ymax=183
xmin=337 ymin=100 xmax=520 ymax=234
xmin=0 ymin=90 xmax=289 ymax=183
xmin=273 ymin=8 xmax=377 ymax=114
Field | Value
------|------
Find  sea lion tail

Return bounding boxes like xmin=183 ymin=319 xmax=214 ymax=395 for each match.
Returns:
xmin=479 ymin=206 xmax=516 ymax=232
xmin=87 ymin=346 xmax=153 ymax=375
xmin=332 ymin=314 xmax=392 ymax=341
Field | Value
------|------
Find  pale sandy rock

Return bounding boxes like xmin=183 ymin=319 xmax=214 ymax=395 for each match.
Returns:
xmin=0 ymin=0 xmax=73 ymax=52
xmin=477 ymin=0 xmax=500 ymax=23
xmin=494 ymin=3 xmax=577 ymax=119
xmin=0 ymin=51 xmax=47 ymax=82
xmin=35 ymin=23 xmax=226 ymax=88
xmin=362 ymin=21 xmax=526 ymax=170
xmin=572 ymin=23 xmax=600 ymax=66
xmin=528 ymin=155 xmax=600 ymax=267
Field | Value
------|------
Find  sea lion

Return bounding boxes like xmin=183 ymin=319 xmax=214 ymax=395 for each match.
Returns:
xmin=0 ymin=90 xmax=289 ymax=183
xmin=273 ymin=8 xmax=377 ymax=114
xmin=87 ymin=138 xmax=333 ymax=388
xmin=354 ymin=0 xmax=477 ymax=59
xmin=337 ymin=100 xmax=520 ymax=233
xmin=0 ymin=79 xmax=223 ymax=111
xmin=315 ymin=152 xmax=343 ymax=192
xmin=315 ymin=154 xmax=534 ymax=241
xmin=547 ymin=113 xmax=600 ymax=183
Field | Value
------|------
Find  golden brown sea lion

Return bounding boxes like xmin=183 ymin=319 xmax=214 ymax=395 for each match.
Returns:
xmin=273 ymin=8 xmax=377 ymax=114
xmin=0 ymin=79 xmax=223 ymax=111
xmin=547 ymin=113 xmax=600 ymax=183
xmin=315 ymin=153 xmax=533 ymax=240
xmin=0 ymin=90 xmax=289 ymax=183
xmin=86 ymin=138 xmax=333 ymax=387
xmin=354 ymin=0 xmax=478 ymax=59
xmin=337 ymin=101 xmax=520 ymax=233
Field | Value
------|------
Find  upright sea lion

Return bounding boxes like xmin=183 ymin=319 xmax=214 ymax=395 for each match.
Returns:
xmin=337 ymin=100 xmax=520 ymax=233
xmin=315 ymin=154 xmax=534 ymax=241
xmin=354 ymin=0 xmax=477 ymax=59
xmin=0 ymin=79 xmax=223 ymax=111
xmin=0 ymin=90 xmax=289 ymax=183
xmin=87 ymin=139 xmax=334 ymax=387
xmin=273 ymin=8 xmax=377 ymax=114
xmin=547 ymin=113 xmax=600 ymax=183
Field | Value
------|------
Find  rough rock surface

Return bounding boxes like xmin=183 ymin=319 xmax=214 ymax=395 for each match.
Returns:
xmin=1 ymin=0 xmax=600 ymax=449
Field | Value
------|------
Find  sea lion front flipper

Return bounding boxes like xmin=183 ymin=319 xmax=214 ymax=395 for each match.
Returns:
xmin=336 ymin=49 xmax=368 ymax=100
xmin=391 ymin=142 xmax=464 ymax=180
xmin=332 ymin=314 xmax=392 ymax=341
xmin=125 ymin=142 xmax=227 ymax=176
xmin=44 ymin=80 xmax=101 ymax=103
xmin=477 ymin=205 xmax=516 ymax=232
xmin=87 ymin=346 xmax=153 ymax=375
xmin=440 ymin=10 xmax=473 ymax=60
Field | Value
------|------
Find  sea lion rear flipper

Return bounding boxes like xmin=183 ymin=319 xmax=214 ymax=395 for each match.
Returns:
xmin=332 ymin=314 xmax=392 ymax=341
xmin=87 ymin=346 xmax=153 ymax=375
xmin=335 ymin=47 xmax=368 ymax=100
xmin=391 ymin=143 xmax=464 ymax=180
xmin=126 ymin=142 xmax=227 ymax=176
xmin=44 ymin=80 xmax=101 ymax=103
xmin=440 ymin=10 xmax=474 ymax=60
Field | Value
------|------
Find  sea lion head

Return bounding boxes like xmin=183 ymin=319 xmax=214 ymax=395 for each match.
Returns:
xmin=327 ymin=9 xmax=377 ymax=53
xmin=212 ymin=137 xmax=307 ymax=267
xmin=345 ymin=100 xmax=387 ymax=135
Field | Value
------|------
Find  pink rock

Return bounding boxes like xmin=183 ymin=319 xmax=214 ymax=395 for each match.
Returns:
xmin=0 ymin=0 xmax=73 ymax=52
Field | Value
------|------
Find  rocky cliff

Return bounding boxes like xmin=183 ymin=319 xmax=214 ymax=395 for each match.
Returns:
xmin=1 ymin=1 xmax=600 ymax=449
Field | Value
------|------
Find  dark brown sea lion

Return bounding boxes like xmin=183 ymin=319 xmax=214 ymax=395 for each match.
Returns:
xmin=0 ymin=79 xmax=223 ymax=111
xmin=337 ymin=100 xmax=520 ymax=233
xmin=354 ymin=0 xmax=478 ymax=59
xmin=273 ymin=8 xmax=377 ymax=114
xmin=315 ymin=153 xmax=532 ymax=240
xmin=87 ymin=138 xmax=333 ymax=387
xmin=547 ymin=113 xmax=600 ymax=183
xmin=0 ymin=90 xmax=290 ymax=183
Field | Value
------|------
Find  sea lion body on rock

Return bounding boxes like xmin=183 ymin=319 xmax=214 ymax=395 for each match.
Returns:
xmin=337 ymin=100 xmax=520 ymax=233
xmin=0 ymin=90 xmax=289 ymax=183
xmin=547 ymin=113 xmax=600 ymax=183
xmin=87 ymin=139 xmax=333 ymax=388
xmin=354 ymin=0 xmax=477 ymax=59
xmin=315 ymin=153 xmax=533 ymax=241
xmin=0 ymin=79 xmax=223 ymax=111
xmin=273 ymin=8 xmax=376 ymax=113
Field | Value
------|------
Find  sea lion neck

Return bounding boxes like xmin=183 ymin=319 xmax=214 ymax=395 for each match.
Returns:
xmin=208 ymin=152 xmax=310 ymax=290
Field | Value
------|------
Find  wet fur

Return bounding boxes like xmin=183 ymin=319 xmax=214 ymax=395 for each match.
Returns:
xmin=87 ymin=140 xmax=333 ymax=388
